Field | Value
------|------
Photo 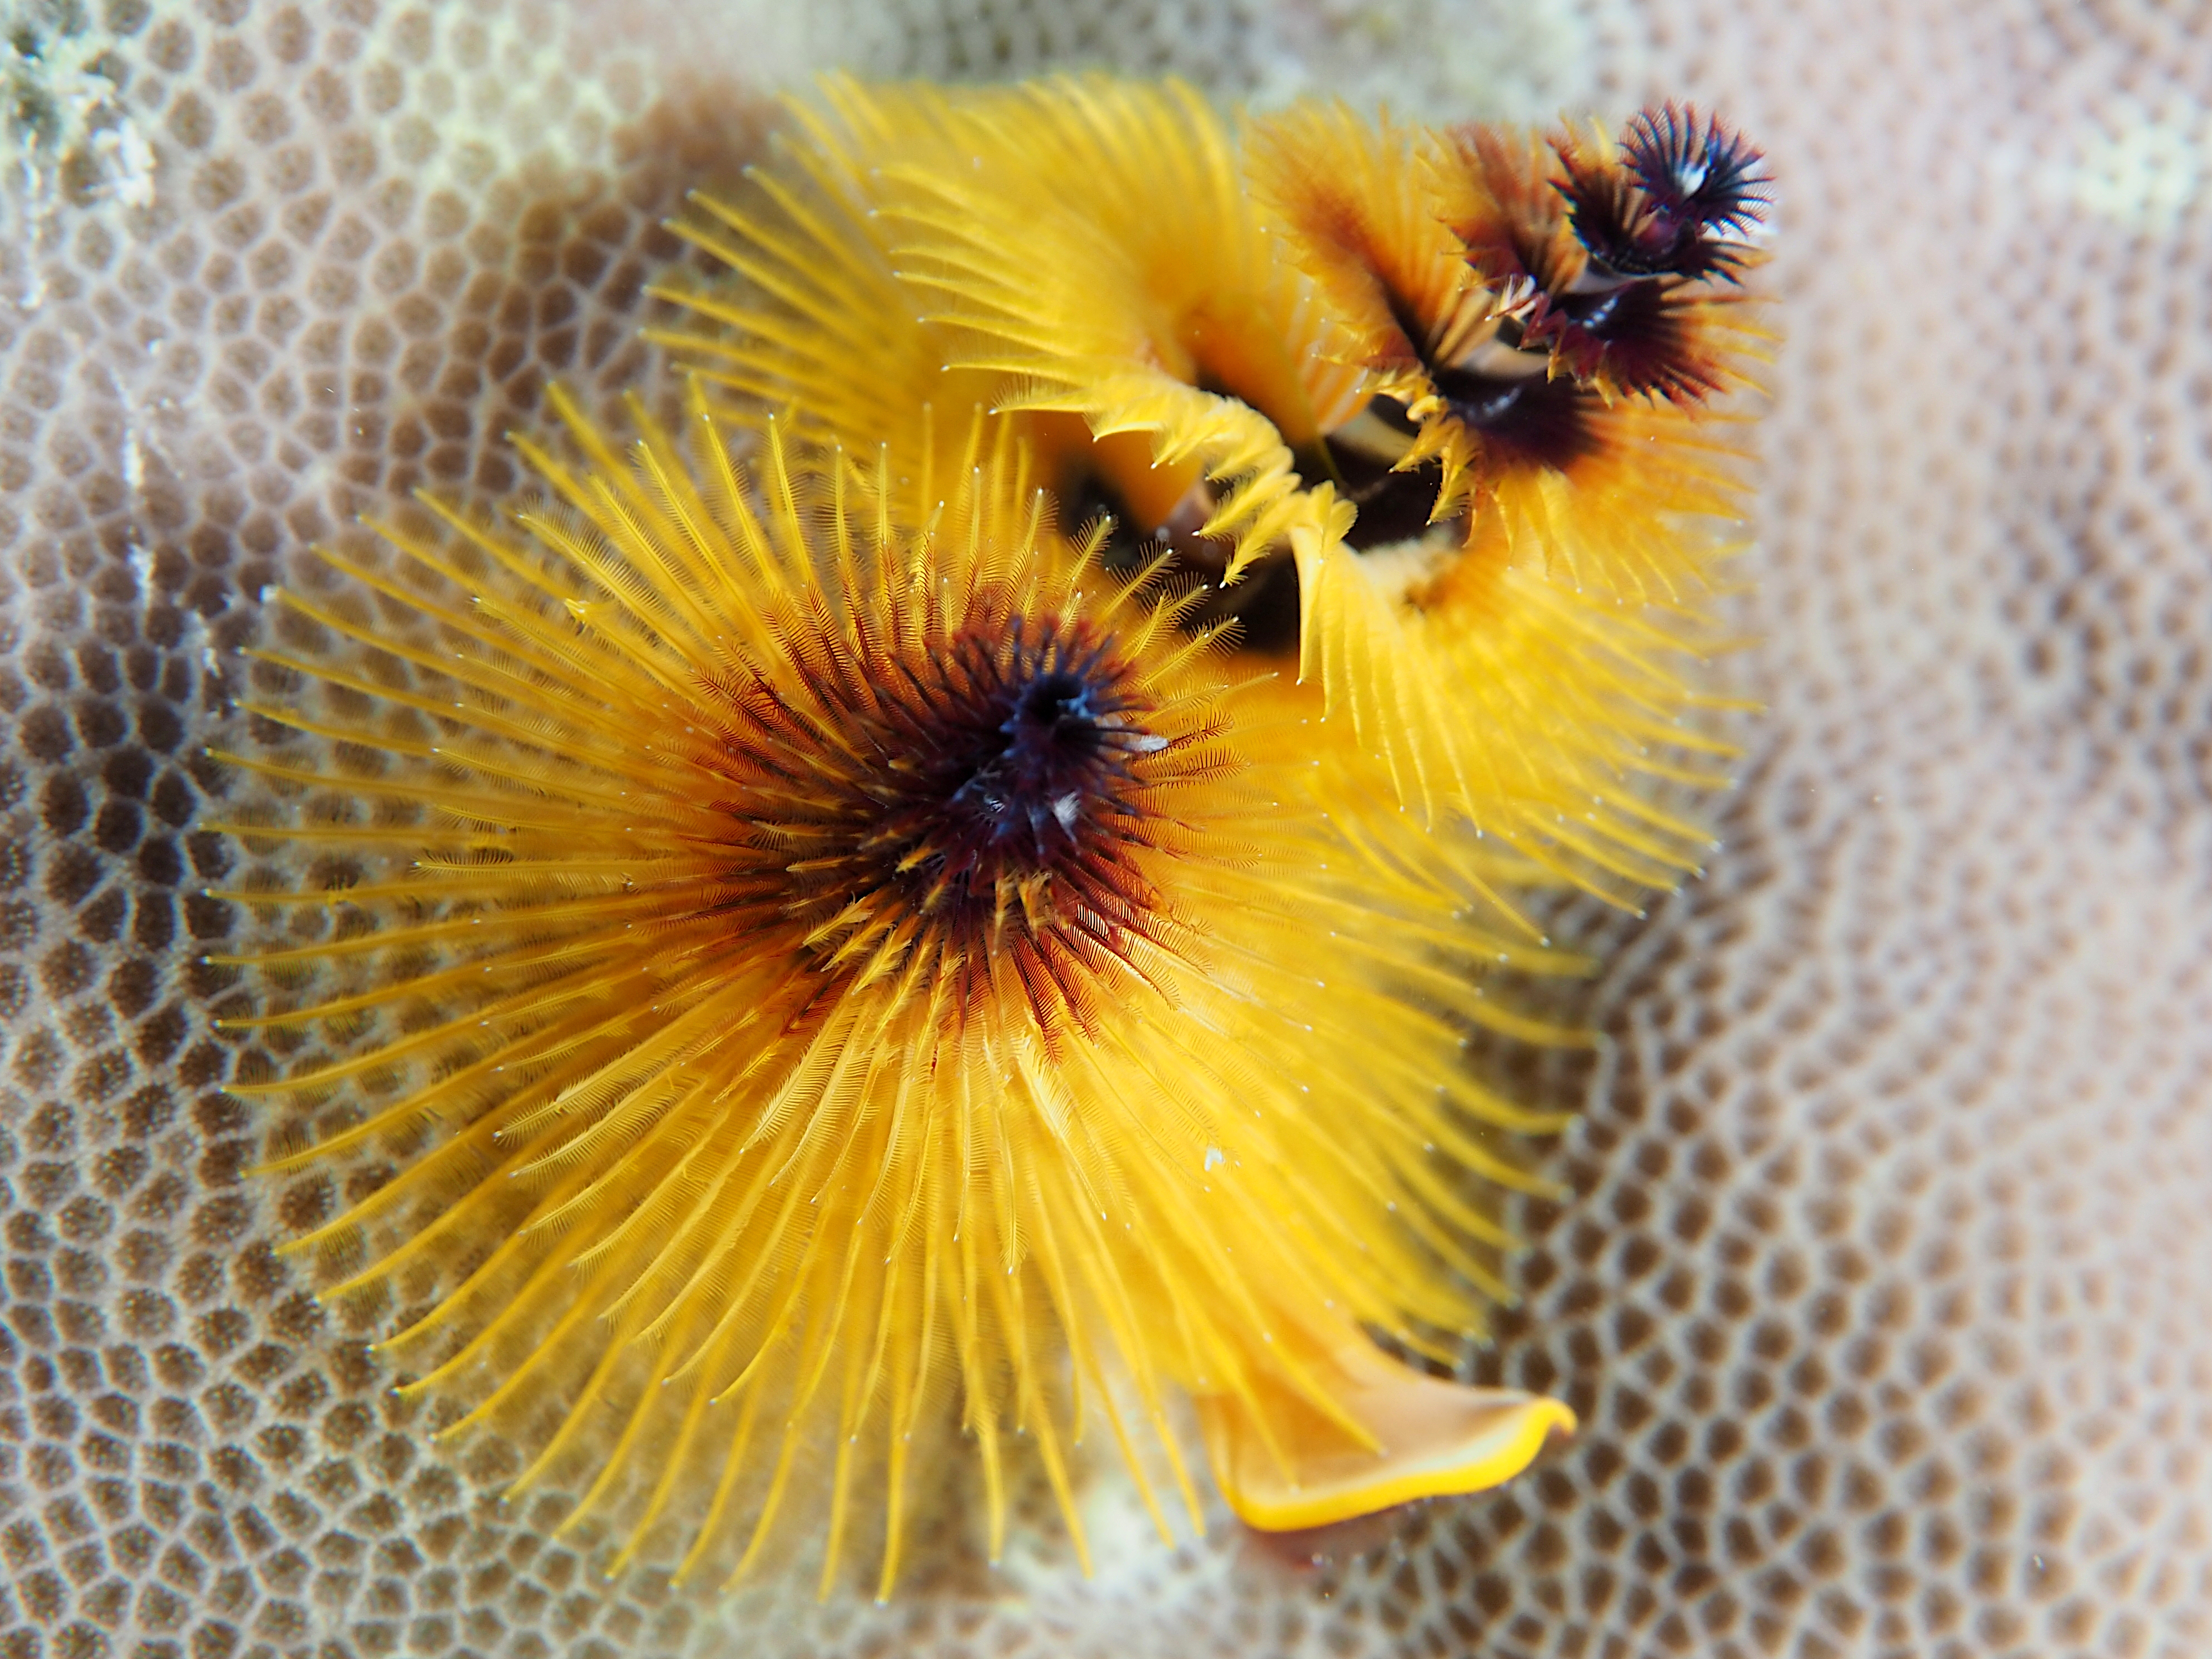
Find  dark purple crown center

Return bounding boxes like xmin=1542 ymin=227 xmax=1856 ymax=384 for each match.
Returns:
xmin=865 ymin=622 xmax=1154 ymax=924
xmin=950 ymin=668 xmax=1110 ymax=847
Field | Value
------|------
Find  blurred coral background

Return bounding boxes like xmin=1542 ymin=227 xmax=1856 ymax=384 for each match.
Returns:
xmin=0 ymin=2 xmax=2205 ymax=1657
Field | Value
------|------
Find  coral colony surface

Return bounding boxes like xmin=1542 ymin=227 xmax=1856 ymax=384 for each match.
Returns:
xmin=3 ymin=3 xmax=2208 ymax=1658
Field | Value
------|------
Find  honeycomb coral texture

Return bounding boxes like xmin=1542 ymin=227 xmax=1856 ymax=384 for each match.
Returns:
xmin=1 ymin=1 xmax=2206 ymax=1657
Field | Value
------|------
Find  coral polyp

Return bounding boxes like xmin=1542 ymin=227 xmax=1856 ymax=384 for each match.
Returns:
xmin=216 ymin=393 xmax=1578 ymax=1596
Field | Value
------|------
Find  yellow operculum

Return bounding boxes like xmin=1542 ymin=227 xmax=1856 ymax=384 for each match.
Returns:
xmin=1194 ymin=1330 xmax=1575 ymax=1532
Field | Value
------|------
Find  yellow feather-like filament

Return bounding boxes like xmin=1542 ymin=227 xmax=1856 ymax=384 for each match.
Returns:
xmin=231 ymin=402 xmax=1595 ymax=1594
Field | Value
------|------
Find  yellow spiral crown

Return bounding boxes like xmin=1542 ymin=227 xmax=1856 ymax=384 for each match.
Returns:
xmin=216 ymin=388 xmax=1580 ymax=1597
